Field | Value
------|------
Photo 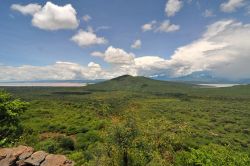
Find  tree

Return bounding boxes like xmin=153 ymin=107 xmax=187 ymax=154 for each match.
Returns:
xmin=112 ymin=117 xmax=138 ymax=166
xmin=0 ymin=90 xmax=28 ymax=146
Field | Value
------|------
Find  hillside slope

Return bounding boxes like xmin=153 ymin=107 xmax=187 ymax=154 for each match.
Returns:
xmin=84 ymin=75 xmax=196 ymax=93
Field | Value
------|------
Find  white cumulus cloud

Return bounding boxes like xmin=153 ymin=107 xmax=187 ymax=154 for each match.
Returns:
xmin=166 ymin=20 xmax=250 ymax=79
xmin=98 ymin=20 xmax=250 ymax=80
xmin=141 ymin=20 xmax=157 ymax=32
xmin=1 ymin=18 xmax=250 ymax=81
xmin=142 ymin=20 xmax=180 ymax=33
xmin=11 ymin=3 xmax=41 ymax=15
xmin=220 ymin=0 xmax=245 ymax=13
xmin=91 ymin=51 xmax=104 ymax=57
xmin=155 ymin=20 xmax=180 ymax=32
xmin=165 ymin=0 xmax=183 ymax=17
xmin=0 ymin=61 xmax=108 ymax=81
xmin=88 ymin=62 xmax=101 ymax=68
xmin=11 ymin=2 xmax=79 ymax=30
xmin=92 ymin=46 xmax=135 ymax=65
xmin=131 ymin=39 xmax=142 ymax=49
xmin=32 ymin=2 xmax=79 ymax=30
xmin=71 ymin=29 xmax=108 ymax=47
xmin=134 ymin=56 xmax=169 ymax=76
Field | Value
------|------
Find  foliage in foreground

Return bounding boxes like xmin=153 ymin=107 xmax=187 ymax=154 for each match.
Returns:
xmin=175 ymin=144 xmax=250 ymax=166
xmin=0 ymin=91 xmax=28 ymax=146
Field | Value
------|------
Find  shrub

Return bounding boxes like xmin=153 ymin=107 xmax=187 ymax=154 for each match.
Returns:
xmin=175 ymin=144 xmax=250 ymax=166
xmin=76 ymin=131 xmax=101 ymax=150
xmin=68 ymin=151 xmax=85 ymax=166
xmin=78 ymin=126 xmax=89 ymax=133
xmin=67 ymin=126 xmax=78 ymax=135
xmin=36 ymin=139 xmax=59 ymax=153
xmin=57 ymin=136 xmax=75 ymax=151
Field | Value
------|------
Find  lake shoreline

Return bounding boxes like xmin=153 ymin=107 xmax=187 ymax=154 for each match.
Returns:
xmin=0 ymin=82 xmax=242 ymax=88
xmin=198 ymin=84 xmax=240 ymax=88
xmin=0 ymin=82 xmax=87 ymax=87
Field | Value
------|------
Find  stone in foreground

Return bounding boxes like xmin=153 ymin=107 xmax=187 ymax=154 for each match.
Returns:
xmin=0 ymin=145 xmax=74 ymax=166
xmin=41 ymin=154 xmax=73 ymax=166
xmin=24 ymin=151 xmax=48 ymax=166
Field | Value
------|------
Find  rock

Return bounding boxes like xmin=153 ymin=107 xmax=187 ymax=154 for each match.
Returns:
xmin=41 ymin=154 xmax=74 ymax=166
xmin=0 ymin=154 xmax=16 ymax=166
xmin=16 ymin=159 xmax=26 ymax=166
xmin=0 ymin=145 xmax=74 ymax=166
xmin=14 ymin=145 xmax=34 ymax=158
xmin=19 ymin=151 xmax=33 ymax=160
xmin=0 ymin=145 xmax=34 ymax=164
xmin=0 ymin=148 xmax=13 ymax=159
xmin=17 ymin=146 xmax=34 ymax=166
xmin=0 ymin=148 xmax=16 ymax=166
xmin=24 ymin=151 xmax=48 ymax=166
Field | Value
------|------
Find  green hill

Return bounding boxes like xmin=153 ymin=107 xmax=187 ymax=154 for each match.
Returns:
xmin=84 ymin=75 xmax=195 ymax=93
xmin=83 ymin=75 xmax=250 ymax=99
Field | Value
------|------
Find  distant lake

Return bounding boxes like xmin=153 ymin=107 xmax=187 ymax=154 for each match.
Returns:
xmin=199 ymin=84 xmax=240 ymax=88
xmin=0 ymin=82 xmax=87 ymax=87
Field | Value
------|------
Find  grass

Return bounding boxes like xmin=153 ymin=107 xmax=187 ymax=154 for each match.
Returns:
xmin=1 ymin=75 xmax=250 ymax=165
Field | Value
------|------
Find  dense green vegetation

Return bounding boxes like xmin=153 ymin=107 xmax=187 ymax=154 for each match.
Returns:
xmin=0 ymin=90 xmax=28 ymax=145
xmin=1 ymin=75 xmax=250 ymax=165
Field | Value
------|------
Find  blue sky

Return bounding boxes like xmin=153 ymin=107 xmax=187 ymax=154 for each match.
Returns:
xmin=0 ymin=0 xmax=250 ymax=81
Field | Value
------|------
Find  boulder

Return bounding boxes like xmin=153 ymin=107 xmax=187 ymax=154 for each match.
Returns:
xmin=16 ymin=159 xmax=27 ymax=166
xmin=17 ymin=146 xmax=34 ymax=166
xmin=0 ymin=145 xmax=74 ymax=166
xmin=41 ymin=154 xmax=74 ymax=166
xmin=0 ymin=154 xmax=16 ymax=166
xmin=19 ymin=151 xmax=33 ymax=160
xmin=0 ymin=148 xmax=16 ymax=165
xmin=14 ymin=145 xmax=34 ymax=158
xmin=24 ymin=151 xmax=48 ymax=166
xmin=0 ymin=148 xmax=13 ymax=159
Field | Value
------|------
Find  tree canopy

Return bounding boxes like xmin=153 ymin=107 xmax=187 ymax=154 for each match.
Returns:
xmin=0 ymin=90 xmax=28 ymax=146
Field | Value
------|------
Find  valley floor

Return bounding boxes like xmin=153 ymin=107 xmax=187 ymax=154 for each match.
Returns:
xmin=1 ymin=82 xmax=250 ymax=165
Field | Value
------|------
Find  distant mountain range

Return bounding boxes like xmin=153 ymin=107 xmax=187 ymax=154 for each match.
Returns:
xmin=153 ymin=71 xmax=250 ymax=84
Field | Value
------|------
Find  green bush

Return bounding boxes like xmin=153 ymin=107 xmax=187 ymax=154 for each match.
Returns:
xmin=76 ymin=131 xmax=101 ymax=150
xmin=68 ymin=151 xmax=85 ymax=166
xmin=36 ymin=139 xmax=59 ymax=153
xmin=175 ymin=144 xmax=250 ymax=166
xmin=66 ymin=126 xmax=78 ymax=135
xmin=78 ymin=126 xmax=89 ymax=133
xmin=57 ymin=136 xmax=75 ymax=151
xmin=0 ymin=91 xmax=28 ymax=146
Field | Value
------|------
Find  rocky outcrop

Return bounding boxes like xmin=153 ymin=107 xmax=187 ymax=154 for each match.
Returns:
xmin=0 ymin=145 xmax=74 ymax=166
